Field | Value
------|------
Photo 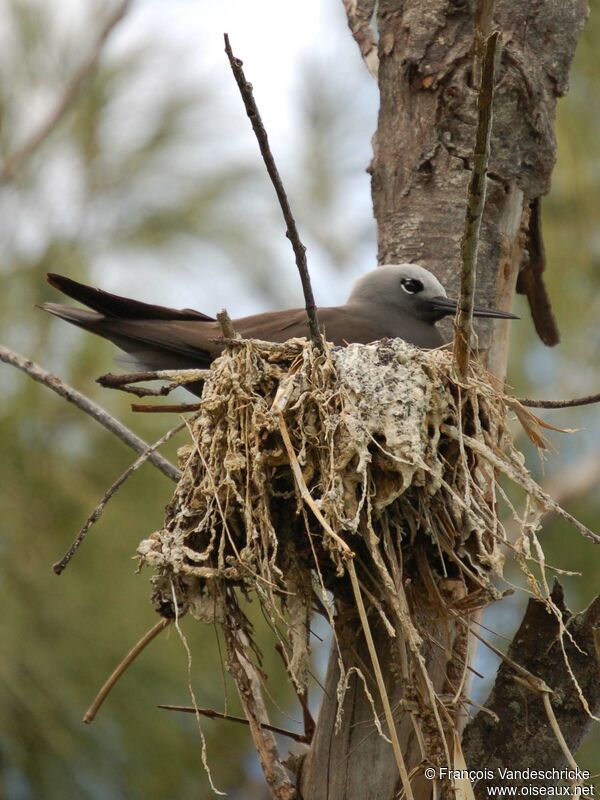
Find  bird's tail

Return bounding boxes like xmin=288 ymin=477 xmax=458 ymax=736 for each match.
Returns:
xmin=40 ymin=301 xmax=104 ymax=331
xmin=44 ymin=273 xmax=214 ymax=321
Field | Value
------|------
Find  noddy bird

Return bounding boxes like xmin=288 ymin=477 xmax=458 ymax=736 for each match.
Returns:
xmin=41 ymin=264 xmax=517 ymax=396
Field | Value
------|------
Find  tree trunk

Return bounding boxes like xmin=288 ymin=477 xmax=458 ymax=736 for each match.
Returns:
xmin=298 ymin=1 xmax=588 ymax=798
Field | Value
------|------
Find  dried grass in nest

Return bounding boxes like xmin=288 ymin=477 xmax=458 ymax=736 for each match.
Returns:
xmin=137 ymin=336 xmax=597 ymax=764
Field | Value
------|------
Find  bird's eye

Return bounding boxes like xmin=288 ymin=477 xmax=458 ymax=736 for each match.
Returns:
xmin=400 ymin=278 xmax=424 ymax=294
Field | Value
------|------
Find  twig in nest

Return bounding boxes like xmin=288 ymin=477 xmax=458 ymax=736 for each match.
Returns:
xmin=131 ymin=403 xmax=201 ymax=413
xmin=0 ymin=345 xmax=180 ymax=482
xmin=454 ymin=30 xmax=500 ymax=378
xmin=0 ymin=0 xmax=130 ymax=183
xmin=53 ymin=422 xmax=186 ymax=575
xmin=223 ymin=33 xmax=321 ymax=347
xmin=97 ymin=368 xmax=210 ymax=398
xmin=216 ymin=308 xmax=238 ymax=340
xmin=84 ymin=617 xmax=171 ymax=724
xmin=158 ymin=704 xmax=310 ymax=744
xmin=515 ymin=393 xmax=600 ymax=410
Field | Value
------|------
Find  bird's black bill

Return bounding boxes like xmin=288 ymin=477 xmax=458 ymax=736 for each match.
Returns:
xmin=426 ymin=296 xmax=519 ymax=320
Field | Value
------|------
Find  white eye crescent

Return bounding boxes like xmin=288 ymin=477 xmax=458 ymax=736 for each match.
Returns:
xmin=401 ymin=278 xmax=424 ymax=294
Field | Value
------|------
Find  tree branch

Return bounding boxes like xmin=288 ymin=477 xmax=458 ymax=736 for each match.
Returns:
xmin=515 ymin=392 xmax=600 ymax=409
xmin=0 ymin=0 xmax=130 ymax=183
xmin=53 ymin=421 xmax=186 ymax=575
xmin=223 ymin=33 xmax=321 ymax=347
xmin=223 ymin=610 xmax=297 ymax=800
xmin=454 ymin=31 xmax=500 ymax=378
xmin=462 ymin=582 xmax=600 ymax=797
xmin=97 ymin=368 xmax=210 ymax=398
xmin=0 ymin=345 xmax=180 ymax=483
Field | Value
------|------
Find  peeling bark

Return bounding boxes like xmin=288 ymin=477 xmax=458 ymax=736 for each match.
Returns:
xmin=462 ymin=583 xmax=600 ymax=799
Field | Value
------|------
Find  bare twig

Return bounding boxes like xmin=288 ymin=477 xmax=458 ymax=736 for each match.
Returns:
xmin=158 ymin=704 xmax=309 ymax=744
xmin=342 ymin=0 xmax=378 ymax=78
xmin=0 ymin=346 xmax=180 ymax=482
xmin=0 ymin=0 xmax=130 ymax=183
xmin=97 ymin=367 xmax=209 ymax=399
xmin=473 ymin=0 xmax=495 ymax=82
xmin=84 ymin=617 xmax=171 ymax=724
xmin=216 ymin=308 xmax=238 ymax=340
xmin=515 ymin=393 xmax=600 ymax=409
xmin=53 ymin=421 xmax=186 ymax=575
xmin=98 ymin=369 xmax=211 ymax=386
xmin=131 ymin=402 xmax=201 ymax=413
xmin=101 ymin=381 xmax=173 ymax=398
xmin=97 ymin=368 xmax=209 ymax=398
xmin=224 ymin=33 xmax=321 ymax=347
xmin=454 ymin=30 xmax=500 ymax=378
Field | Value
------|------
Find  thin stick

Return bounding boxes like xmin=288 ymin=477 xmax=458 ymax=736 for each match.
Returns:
xmin=454 ymin=30 xmax=500 ymax=378
xmin=515 ymin=393 xmax=600 ymax=410
xmin=0 ymin=346 xmax=180 ymax=482
xmin=216 ymin=308 xmax=238 ymax=340
xmin=158 ymin=704 xmax=309 ymax=744
xmin=223 ymin=33 xmax=321 ymax=346
xmin=0 ymin=0 xmax=130 ymax=183
xmin=84 ymin=617 xmax=171 ymax=724
xmin=98 ymin=367 xmax=210 ymax=395
xmin=98 ymin=369 xmax=210 ymax=385
xmin=347 ymin=560 xmax=415 ymax=800
xmin=53 ymin=422 xmax=186 ymax=575
xmin=131 ymin=403 xmax=201 ymax=413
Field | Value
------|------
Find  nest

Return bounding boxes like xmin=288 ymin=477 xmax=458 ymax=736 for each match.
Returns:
xmin=137 ymin=337 xmax=595 ymax=769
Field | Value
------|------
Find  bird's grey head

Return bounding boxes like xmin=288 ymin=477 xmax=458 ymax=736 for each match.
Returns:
xmin=347 ymin=263 xmax=518 ymax=323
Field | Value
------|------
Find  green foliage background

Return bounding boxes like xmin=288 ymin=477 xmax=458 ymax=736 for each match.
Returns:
xmin=0 ymin=2 xmax=597 ymax=797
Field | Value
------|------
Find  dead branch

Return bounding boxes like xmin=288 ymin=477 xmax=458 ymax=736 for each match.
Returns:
xmin=0 ymin=0 xmax=130 ymax=183
xmin=217 ymin=308 xmax=238 ymax=340
xmin=516 ymin=392 xmax=600 ymax=409
xmin=454 ymin=30 xmax=500 ymax=378
xmin=462 ymin=582 xmax=600 ymax=798
xmin=223 ymin=33 xmax=321 ymax=347
xmin=97 ymin=368 xmax=210 ymax=398
xmin=158 ymin=704 xmax=309 ymax=744
xmin=223 ymin=614 xmax=297 ymax=800
xmin=84 ymin=617 xmax=171 ymax=724
xmin=53 ymin=421 xmax=186 ymax=575
xmin=131 ymin=403 xmax=201 ymax=413
xmin=516 ymin=197 xmax=561 ymax=346
xmin=0 ymin=345 xmax=180 ymax=482
xmin=342 ymin=0 xmax=378 ymax=78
